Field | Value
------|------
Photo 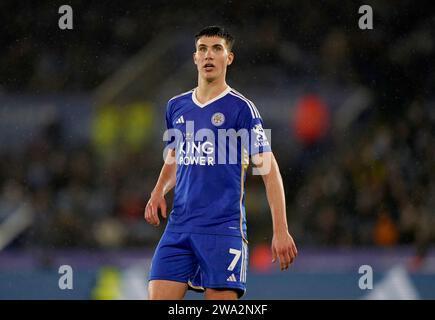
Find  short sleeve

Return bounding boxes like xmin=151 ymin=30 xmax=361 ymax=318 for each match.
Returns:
xmin=238 ymin=101 xmax=272 ymax=157
xmin=164 ymin=100 xmax=175 ymax=147
xmin=165 ymin=101 xmax=173 ymax=131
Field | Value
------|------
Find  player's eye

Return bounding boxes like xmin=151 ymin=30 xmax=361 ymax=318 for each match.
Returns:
xmin=198 ymin=46 xmax=207 ymax=52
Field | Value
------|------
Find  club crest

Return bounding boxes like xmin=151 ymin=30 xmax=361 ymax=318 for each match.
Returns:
xmin=211 ymin=112 xmax=225 ymax=126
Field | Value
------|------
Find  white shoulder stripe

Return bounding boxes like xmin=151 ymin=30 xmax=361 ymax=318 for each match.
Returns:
xmin=230 ymin=90 xmax=261 ymax=119
xmin=230 ymin=89 xmax=260 ymax=118
xmin=233 ymin=89 xmax=261 ymax=119
xmin=249 ymin=100 xmax=261 ymax=119
xmin=229 ymin=92 xmax=255 ymax=118
xmin=168 ymin=89 xmax=194 ymax=102
xmin=230 ymin=90 xmax=259 ymax=117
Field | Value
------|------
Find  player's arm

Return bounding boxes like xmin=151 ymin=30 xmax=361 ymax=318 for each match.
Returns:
xmin=144 ymin=148 xmax=176 ymax=227
xmin=252 ymin=151 xmax=298 ymax=270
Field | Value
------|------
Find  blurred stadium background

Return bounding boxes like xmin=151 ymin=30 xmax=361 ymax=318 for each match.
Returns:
xmin=1 ymin=1 xmax=435 ymax=299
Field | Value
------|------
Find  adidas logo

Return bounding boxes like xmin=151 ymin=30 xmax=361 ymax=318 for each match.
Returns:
xmin=175 ymin=115 xmax=184 ymax=124
xmin=226 ymin=274 xmax=237 ymax=282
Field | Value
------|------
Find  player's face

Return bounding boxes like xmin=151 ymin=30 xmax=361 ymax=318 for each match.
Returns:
xmin=194 ymin=36 xmax=234 ymax=83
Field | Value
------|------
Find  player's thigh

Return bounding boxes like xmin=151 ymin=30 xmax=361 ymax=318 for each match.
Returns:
xmin=149 ymin=231 xmax=197 ymax=283
xmin=205 ymin=288 xmax=238 ymax=300
xmin=191 ymin=234 xmax=248 ymax=298
xmin=148 ymin=280 xmax=188 ymax=300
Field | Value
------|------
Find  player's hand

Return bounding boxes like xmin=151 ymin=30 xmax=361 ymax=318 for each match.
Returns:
xmin=271 ymin=230 xmax=298 ymax=271
xmin=144 ymin=189 xmax=167 ymax=227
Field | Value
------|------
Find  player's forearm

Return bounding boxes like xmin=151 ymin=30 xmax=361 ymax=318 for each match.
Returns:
xmin=153 ymin=163 xmax=176 ymax=195
xmin=261 ymin=155 xmax=289 ymax=234
xmin=152 ymin=150 xmax=176 ymax=196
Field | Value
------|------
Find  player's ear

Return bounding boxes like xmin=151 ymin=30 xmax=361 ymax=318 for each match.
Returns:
xmin=227 ymin=52 xmax=234 ymax=66
xmin=193 ymin=52 xmax=198 ymax=65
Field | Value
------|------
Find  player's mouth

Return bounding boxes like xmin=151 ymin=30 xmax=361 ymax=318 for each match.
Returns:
xmin=203 ymin=63 xmax=215 ymax=72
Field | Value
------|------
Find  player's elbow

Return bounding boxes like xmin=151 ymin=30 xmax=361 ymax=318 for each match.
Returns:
xmin=252 ymin=152 xmax=277 ymax=177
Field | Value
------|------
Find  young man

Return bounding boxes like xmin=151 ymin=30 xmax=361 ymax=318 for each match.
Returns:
xmin=145 ymin=26 xmax=297 ymax=300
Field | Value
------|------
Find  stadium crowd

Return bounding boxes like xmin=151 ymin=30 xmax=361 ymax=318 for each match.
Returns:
xmin=0 ymin=1 xmax=434 ymax=254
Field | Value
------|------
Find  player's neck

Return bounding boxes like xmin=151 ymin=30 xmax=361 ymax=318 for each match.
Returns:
xmin=195 ymin=79 xmax=229 ymax=104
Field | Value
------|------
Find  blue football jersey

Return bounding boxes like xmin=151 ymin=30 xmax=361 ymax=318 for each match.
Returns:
xmin=164 ymin=86 xmax=271 ymax=241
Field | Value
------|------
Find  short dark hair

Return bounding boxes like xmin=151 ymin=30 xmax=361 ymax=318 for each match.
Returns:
xmin=195 ymin=26 xmax=235 ymax=51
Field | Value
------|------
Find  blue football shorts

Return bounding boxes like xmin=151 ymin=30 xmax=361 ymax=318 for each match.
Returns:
xmin=148 ymin=230 xmax=249 ymax=298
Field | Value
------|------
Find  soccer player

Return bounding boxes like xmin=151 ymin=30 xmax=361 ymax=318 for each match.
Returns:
xmin=144 ymin=26 xmax=297 ymax=300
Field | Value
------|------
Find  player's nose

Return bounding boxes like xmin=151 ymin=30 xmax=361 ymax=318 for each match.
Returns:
xmin=205 ymin=49 xmax=213 ymax=58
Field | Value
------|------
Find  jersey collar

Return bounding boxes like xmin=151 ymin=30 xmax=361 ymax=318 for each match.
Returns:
xmin=191 ymin=86 xmax=232 ymax=108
